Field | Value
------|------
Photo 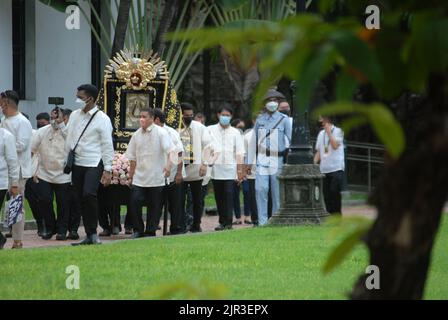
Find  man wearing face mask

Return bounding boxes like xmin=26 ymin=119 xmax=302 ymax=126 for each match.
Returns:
xmin=24 ymin=112 xmax=51 ymax=237
xmin=178 ymin=103 xmax=213 ymax=233
xmin=0 ymin=90 xmax=33 ymax=249
xmin=247 ymin=89 xmax=291 ymax=226
xmin=314 ymin=116 xmax=345 ymax=215
xmin=56 ymin=84 xmax=114 ymax=245
xmin=31 ymin=107 xmax=72 ymax=240
xmin=207 ymin=106 xmax=245 ymax=230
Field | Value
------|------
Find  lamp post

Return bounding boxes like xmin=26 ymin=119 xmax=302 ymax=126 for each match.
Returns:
xmin=268 ymin=0 xmax=328 ymax=225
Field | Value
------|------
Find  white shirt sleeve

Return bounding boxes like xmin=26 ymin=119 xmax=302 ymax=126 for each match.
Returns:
xmin=31 ymin=127 xmax=44 ymax=154
xmin=160 ymin=129 xmax=175 ymax=154
xmin=125 ymin=133 xmax=137 ymax=162
xmin=334 ymin=127 xmax=344 ymax=144
xmin=5 ymin=133 xmax=19 ymax=186
xmin=15 ymin=119 xmax=33 ymax=153
xmin=201 ymin=124 xmax=213 ymax=150
xmin=315 ymin=131 xmax=323 ymax=151
xmin=235 ymin=131 xmax=245 ymax=157
xmin=100 ymin=115 xmax=114 ymax=172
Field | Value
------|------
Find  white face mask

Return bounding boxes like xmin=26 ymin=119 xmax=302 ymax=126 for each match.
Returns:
xmin=75 ymin=98 xmax=86 ymax=106
xmin=265 ymin=101 xmax=279 ymax=113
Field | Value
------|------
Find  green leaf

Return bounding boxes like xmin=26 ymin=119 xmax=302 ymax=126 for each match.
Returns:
xmin=39 ymin=0 xmax=78 ymax=12
xmin=403 ymin=17 xmax=448 ymax=92
xmin=368 ymin=104 xmax=405 ymax=159
xmin=340 ymin=115 xmax=368 ymax=133
xmin=221 ymin=19 xmax=279 ymax=31
xmin=323 ymin=223 xmax=370 ymax=274
xmin=315 ymin=102 xmax=405 ymax=159
xmin=329 ymin=30 xmax=383 ymax=85
xmin=216 ymin=0 xmax=250 ymax=11
xmin=297 ymin=44 xmax=338 ymax=113
xmin=335 ymin=69 xmax=358 ymax=101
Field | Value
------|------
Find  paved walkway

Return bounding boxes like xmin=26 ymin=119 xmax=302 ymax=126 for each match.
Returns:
xmin=2 ymin=205 xmax=377 ymax=250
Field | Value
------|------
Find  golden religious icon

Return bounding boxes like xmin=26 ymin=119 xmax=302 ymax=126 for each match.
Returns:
xmin=125 ymin=93 xmax=150 ymax=129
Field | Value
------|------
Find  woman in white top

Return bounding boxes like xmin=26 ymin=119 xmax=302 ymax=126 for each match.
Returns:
xmin=0 ymin=127 xmax=20 ymax=249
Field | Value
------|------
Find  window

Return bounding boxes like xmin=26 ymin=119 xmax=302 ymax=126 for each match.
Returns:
xmin=12 ymin=0 xmax=26 ymax=99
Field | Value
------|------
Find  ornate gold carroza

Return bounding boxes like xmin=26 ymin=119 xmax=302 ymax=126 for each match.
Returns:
xmin=99 ymin=48 xmax=182 ymax=151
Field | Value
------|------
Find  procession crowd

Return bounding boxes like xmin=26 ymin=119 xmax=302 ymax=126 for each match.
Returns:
xmin=0 ymin=84 xmax=344 ymax=249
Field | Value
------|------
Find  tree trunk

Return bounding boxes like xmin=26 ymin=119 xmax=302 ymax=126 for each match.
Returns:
xmin=153 ymin=0 xmax=181 ymax=55
xmin=351 ymin=74 xmax=448 ymax=299
xmin=111 ymin=0 xmax=132 ymax=58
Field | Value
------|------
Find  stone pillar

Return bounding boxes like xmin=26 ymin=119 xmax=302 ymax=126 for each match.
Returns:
xmin=269 ymin=164 xmax=328 ymax=225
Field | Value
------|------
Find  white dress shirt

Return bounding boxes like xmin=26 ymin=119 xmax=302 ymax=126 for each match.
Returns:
xmin=244 ymin=129 xmax=256 ymax=180
xmin=161 ymin=124 xmax=186 ymax=184
xmin=0 ymin=112 xmax=33 ymax=178
xmin=0 ymin=128 xmax=19 ymax=189
xmin=31 ymin=124 xmax=71 ymax=184
xmin=178 ymin=120 xmax=213 ymax=181
xmin=315 ymin=125 xmax=345 ymax=174
xmin=207 ymin=123 xmax=245 ymax=180
xmin=125 ymin=124 xmax=175 ymax=188
xmin=60 ymin=106 xmax=114 ymax=172
xmin=30 ymin=130 xmax=39 ymax=177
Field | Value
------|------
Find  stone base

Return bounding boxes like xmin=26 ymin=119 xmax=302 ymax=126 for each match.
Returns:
xmin=268 ymin=163 xmax=329 ymax=226
xmin=269 ymin=208 xmax=329 ymax=225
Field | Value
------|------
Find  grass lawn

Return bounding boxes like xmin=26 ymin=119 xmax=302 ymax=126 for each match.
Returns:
xmin=1 ymin=215 xmax=447 ymax=300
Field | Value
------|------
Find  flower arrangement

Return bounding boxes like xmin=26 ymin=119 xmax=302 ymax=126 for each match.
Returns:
xmin=111 ymin=152 xmax=131 ymax=186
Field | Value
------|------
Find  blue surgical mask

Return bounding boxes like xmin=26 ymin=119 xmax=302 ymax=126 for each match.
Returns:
xmin=265 ymin=101 xmax=279 ymax=113
xmin=219 ymin=115 xmax=231 ymax=126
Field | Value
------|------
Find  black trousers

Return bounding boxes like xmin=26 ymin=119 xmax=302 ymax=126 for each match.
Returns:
xmin=323 ymin=170 xmax=344 ymax=214
xmin=129 ymin=185 xmax=163 ymax=234
xmin=68 ymin=184 xmax=81 ymax=232
xmin=37 ymin=179 xmax=71 ymax=234
xmin=162 ymin=182 xmax=182 ymax=234
xmin=98 ymin=184 xmax=118 ymax=232
xmin=180 ymin=180 xmax=203 ymax=230
xmin=25 ymin=179 xmax=45 ymax=229
xmin=72 ymin=163 xmax=104 ymax=236
xmin=247 ymin=179 xmax=258 ymax=223
xmin=212 ymin=179 xmax=235 ymax=227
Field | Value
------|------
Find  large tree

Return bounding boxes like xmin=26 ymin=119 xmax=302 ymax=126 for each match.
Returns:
xmin=171 ymin=0 xmax=448 ymax=299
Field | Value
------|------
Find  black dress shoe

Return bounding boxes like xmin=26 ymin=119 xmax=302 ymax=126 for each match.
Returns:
xmin=99 ymin=229 xmax=111 ymax=237
xmin=125 ymin=228 xmax=133 ymax=235
xmin=71 ymin=234 xmax=101 ymax=246
xmin=41 ymin=231 xmax=56 ymax=240
xmin=5 ymin=231 xmax=12 ymax=238
xmin=190 ymin=225 xmax=202 ymax=233
xmin=215 ymin=224 xmax=232 ymax=231
xmin=131 ymin=232 xmax=144 ymax=239
xmin=214 ymin=224 xmax=225 ymax=231
xmin=37 ymin=224 xmax=45 ymax=237
xmin=143 ymin=230 xmax=156 ymax=237
xmin=56 ymin=233 xmax=67 ymax=240
xmin=67 ymin=231 xmax=80 ymax=240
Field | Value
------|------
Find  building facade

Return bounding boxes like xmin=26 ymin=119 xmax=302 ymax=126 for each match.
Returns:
xmin=0 ymin=0 xmax=94 ymax=126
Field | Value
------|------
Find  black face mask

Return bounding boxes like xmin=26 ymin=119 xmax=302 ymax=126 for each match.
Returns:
xmin=37 ymin=123 xmax=46 ymax=129
xmin=183 ymin=117 xmax=193 ymax=126
xmin=279 ymin=110 xmax=290 ymax=116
